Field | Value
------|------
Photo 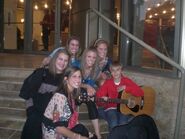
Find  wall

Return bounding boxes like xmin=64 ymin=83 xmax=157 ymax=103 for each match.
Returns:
xmin=124 ymin=70 xmax=183 ymax=139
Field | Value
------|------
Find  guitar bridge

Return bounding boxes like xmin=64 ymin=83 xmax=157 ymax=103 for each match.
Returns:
xmin=140 ymin=96 xmax=144 ymax=110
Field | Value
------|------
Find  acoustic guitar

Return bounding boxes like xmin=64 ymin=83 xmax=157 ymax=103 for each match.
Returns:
xmin=78 ymin=86 xmax=155 ymax=116
xmin=120 ymin=86 xmax=155 ymax=116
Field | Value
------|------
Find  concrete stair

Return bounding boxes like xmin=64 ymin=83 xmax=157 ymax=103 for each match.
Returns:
xmin=0 ymin=67 xmax=108 ymax=139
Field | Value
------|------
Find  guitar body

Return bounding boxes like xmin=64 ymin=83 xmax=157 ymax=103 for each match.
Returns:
xmin=120 ymin=86 xmax=155 ymax=116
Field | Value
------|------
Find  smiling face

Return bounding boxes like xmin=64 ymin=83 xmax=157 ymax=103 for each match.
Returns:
xmin=96 ymin=43 xmax=108 ymax=59
xmin=85 ymin=50 xmax=97 ymax=68
xmin=68 ymin=39 xmax=80 ymax=55
xmin=110 ymin=65 xmax=122 ymax=82
xmin=55 ymin=53 xmax=69 ymax=73
xmin=67 ymin=70 xmax=82 ymax=91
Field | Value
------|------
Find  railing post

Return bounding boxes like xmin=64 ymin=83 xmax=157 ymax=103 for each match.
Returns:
xmin=174 ymin=70 xmax=185 ymax=139
xmin=54 ymin=0 xmax=61 ymax=48
xmin=85 ymin=9 xmax=90 ymax=48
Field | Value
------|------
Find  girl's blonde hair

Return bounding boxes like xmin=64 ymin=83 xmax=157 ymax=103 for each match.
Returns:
xmin=80 ymin=46 xmax=99 ymax=80
xmin=93 ymin=38 xmax=109 ymax=49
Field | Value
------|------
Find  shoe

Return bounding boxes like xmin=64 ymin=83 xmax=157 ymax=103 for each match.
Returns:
xmin=89 ymin=132 xmax=97 ymax=139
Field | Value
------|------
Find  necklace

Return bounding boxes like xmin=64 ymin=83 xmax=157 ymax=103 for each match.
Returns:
xmin=114 ymin=79 xmax=120 ymax=85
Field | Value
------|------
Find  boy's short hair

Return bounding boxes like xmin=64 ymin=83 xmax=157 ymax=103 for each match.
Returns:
xmin=110 ymin=61 xmax=123 ymax=68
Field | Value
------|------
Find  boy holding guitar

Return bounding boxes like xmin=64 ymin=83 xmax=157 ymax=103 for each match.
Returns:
xmin=96 ymin=61 xmax=144 ymax=130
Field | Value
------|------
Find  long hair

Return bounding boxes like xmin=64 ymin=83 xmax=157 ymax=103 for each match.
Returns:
xmin=92 ymin=38 xmax=109 ymax=62
xmin=93 ymin=38 xmax=109 ymax=50
xmin=80 ymin=46 xmax=99 ymax=80
xmin=56 ymin=66 xmax=82 ymax=98
xmin=66 ymin=36 xmax=81 ymax=58
xmin=48 ymin=49 xmax=69 ymax=75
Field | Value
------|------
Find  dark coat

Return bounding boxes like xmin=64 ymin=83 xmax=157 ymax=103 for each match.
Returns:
xmin=107 ymin=114 xmax=160 ymax=139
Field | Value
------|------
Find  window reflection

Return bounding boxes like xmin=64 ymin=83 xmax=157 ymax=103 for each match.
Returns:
xmin=128 ymin=0 xmax=176 ymax=70
xmin=4 ymin=0 xmax=70 ymax=51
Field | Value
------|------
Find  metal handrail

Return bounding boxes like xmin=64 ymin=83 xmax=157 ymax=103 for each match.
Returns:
xmin=86 ymin=8 xmax=185 ymax=139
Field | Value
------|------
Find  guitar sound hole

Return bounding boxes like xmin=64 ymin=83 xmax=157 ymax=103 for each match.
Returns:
xmin=129 ymin=105 xmax=139 ymax=112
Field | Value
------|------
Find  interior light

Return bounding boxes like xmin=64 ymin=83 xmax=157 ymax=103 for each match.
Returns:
xmin=171 ymin=7 xmax=175 ymax=11
xmin=116 ymin=13 xmax=120 ymax=20
xmin=44 ymin=3 xmax=48 ymax=9
xmin=154 ymin=13 xmax=158 ymax=16
xmin=21 ymin=18 xmax=24 ymax=23
xmin=147 ymin=8 xmax=151 ymax=11
xmin=171 ymin=15 xmax=175 ymax=19
xmin=66 ymin=0 xmax=70 ymax=5
xmin=156 ymin=3 xmax=160 ymax=7
xmin=162 ymin=10 xmax=167 ymax=14
xmin=19 ymin=0 xmax=24 ymax=3
xmin=34 ymin=4 xmax=39 ymax=10
xmin=149 ymin=15 xmax=153 ymax=18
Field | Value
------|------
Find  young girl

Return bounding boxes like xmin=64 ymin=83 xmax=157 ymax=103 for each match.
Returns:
xmin=93 ymin=39 xmax=112 ymax=86
xmin=42 ymin=67 xmax=90 ymax=139
xmin=80 ymin=46 xmax=99 ymax=89
xmin=80 ymin=46 xmax=101 ymax=139
xmin=19 ymin=49 xmax=69 ymax=139
xmin=41 ymin=36 xmax=81 ymax=68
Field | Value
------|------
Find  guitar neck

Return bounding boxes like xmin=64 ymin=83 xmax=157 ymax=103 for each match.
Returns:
xmin=96 ymin=97 xmax=128 ymax=104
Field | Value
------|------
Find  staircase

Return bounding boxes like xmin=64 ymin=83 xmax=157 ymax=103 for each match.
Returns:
xmin=0 ymin=67 xmax=108 ymax=139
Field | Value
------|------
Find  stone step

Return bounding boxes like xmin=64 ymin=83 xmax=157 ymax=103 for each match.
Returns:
xmin=0 ymin=97 xmax=25 ymax=109
xmin=0 ymin=128 xmax=108 ymax=139
xmin=0 ymin=118 xmax=24 ymax=131
xmin=80 ymin=119 xmax=108 ymax=133
xmin=0 ymin=107 xmax=26 ymax=121
xmin=0 ymin=128 xmax=22 ymax=139
xmin=0 ymin=116 xmax=108 ymax=138
xmin=0 ymin=114 xmax=108 ymax=132
xmin=0 ymin=67 xmax=33 ymax=79
xmin=0 ymin=106 xmax=96 ymax=122
xmin=0 ymin=90 xmax=20 ymax=99
xmin=0 ymin=104 xmax=108 ymax=130
xmin=0 ymin=79 xmax=23 ymax=92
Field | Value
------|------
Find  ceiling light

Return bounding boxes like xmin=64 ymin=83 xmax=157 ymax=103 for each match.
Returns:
xmin=21 ymin=18 xmax=24 ymax=23
xmin=156 ymin=3 xmax=160 ymax=7
xmin=34 ymin=4 xmax=38 ymax=10
xmin=171 ymin=7 xmax=175 ymax=11
xmin=162 ymin=10 xmax=167 ymax=14
xmin=44 ymin=3 xmax=48 ymax=9
xmin=171 ymin=15 xmax=175 ymax=19
xmin=66 ymin=0 xmax=70 ymax=5
xmin=116 ymin=13 xmax=120 ymax=20
xmin=147 ymin=8 xmax=151 ymax=11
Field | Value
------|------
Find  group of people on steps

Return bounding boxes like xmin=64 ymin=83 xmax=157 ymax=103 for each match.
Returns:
xmin=19 ymin=36 xmax=157 ymax=139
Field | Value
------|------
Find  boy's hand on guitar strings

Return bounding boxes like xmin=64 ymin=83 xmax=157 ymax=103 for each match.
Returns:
xmin=102 ymin=96 xmax=108 ymax=101
xmin=117 ymin=85 xmax=126 ymax=93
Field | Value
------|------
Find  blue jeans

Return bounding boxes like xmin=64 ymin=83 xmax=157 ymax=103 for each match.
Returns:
xmin=98 ymin=108 xmax=133 ymax=130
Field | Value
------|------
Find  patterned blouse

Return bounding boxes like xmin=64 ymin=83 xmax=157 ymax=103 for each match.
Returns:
xmin=42 ymin=92 xmax=78 ymax=139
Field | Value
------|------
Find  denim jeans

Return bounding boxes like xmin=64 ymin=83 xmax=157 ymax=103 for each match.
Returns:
xmin=105 ymin=109 xmax=133 ymax=130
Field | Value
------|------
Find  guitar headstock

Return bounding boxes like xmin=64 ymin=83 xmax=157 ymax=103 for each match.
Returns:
xmin=77 ymin=89 xmax=90 ymax=103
